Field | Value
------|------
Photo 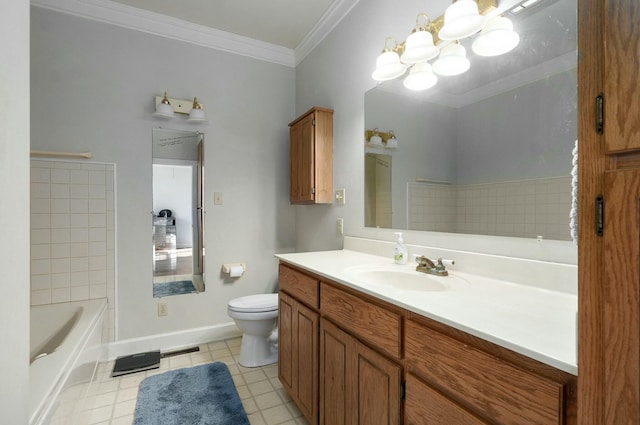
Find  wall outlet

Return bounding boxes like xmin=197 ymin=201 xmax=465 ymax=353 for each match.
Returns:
xmin=337 ymin=217 xmax=344 ymax=235
xmin=335 ymin=188 xmax=346 ymax=205
xmin=158 ymin=302 xmax=168 ymax=316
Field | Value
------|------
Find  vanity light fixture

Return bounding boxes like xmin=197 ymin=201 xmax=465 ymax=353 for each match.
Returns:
xmin=471 ymin=15 xmax=520 ymax=56
xmin=372 ymin=0 xmax=521 ymax=91
xmin=432 ymin=42 xmax=471 ymax=76
xmin=153 ymin=92 xmax=207 ymax=122
xmin=153 ymin=92 xmax=176 ymax=119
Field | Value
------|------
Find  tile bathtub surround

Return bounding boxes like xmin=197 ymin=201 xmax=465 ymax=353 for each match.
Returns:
xmin=30 ymin=160 xmax=116 ymax=342
xmin=408 ymin=176 xmax=572 ymax=240
xmin=52 ymin=337 xmax=308 ymax=425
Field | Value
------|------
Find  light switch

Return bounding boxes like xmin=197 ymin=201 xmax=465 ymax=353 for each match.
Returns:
xmin=214 ymin=192 xmax=223 ymax=205
xmin=335 ymin=188 xmax=346 ymax=205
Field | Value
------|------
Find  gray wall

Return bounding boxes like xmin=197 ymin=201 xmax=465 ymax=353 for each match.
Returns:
xmin=294 ymin=0 xmax=577 ymax=262
xmin=0 ymin=1 xmax=30 ymax=423
xmin=31 ymin=7 xmax=296 ymax=340
xmin=456 ymin=70 xmax=577 ymax=184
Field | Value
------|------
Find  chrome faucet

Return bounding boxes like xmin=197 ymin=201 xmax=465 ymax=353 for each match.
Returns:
xmin=415 ymin=256 xmax=453 ymax=277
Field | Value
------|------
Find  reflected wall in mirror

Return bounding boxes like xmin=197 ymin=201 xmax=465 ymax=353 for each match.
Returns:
xmin=365 ymin=0 xmax=577 ymax=241
xmin=152 ymin=128 xmax=205 ymax=297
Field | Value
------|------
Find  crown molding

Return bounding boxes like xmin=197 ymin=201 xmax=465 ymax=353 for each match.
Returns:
xmin=31 ymin=0 xmax=297 ymax=67
xmin=294 ymin=0 xmax=362 ymax=66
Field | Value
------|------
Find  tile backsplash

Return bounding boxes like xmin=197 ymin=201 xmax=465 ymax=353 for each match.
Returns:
xmin=408 ymin=176 xmax=571 ymax=241
xmin=31 ymin=159 xmax=115 ymax=341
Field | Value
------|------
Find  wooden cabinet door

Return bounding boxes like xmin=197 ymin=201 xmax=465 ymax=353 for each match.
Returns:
xmin=320 ymin=318 xmax=354 ymax=425
xmin=294 ymin=300 xmax=319 ymax=423
xmin=290 ymin=112 xmax=315 ymax=203
xmin=278 ymin=291 xmax=319 ymax=424
xmin=320 ymin=318 xmax=401 ymax=425
xmin=604 ymin=0 xmax=640 ymax=152
xmin=353 ymin=339 xmax=402 ymax=425
xmin=278 ymin=291 xmax=294 ymax=394
xmin=603 ymin=169 xmax=640 ymax=423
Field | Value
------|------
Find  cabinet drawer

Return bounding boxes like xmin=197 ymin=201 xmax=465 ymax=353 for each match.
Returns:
xmin=279 ymin=264 xmax=319 ymax=309
xmin=406 ymin=319 xmax=564 ymax=425
xmin=321 ymin=283 xmax=402 ymax=359
xmin=406 ymin=373 xmax=487 ymax=425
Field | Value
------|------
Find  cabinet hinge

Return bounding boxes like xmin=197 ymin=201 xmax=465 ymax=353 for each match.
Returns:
xmin=596 ymin=195 xmax=604 ymax=236
xmin=312 ymin=118 xmax=316 ymax=126
xmin=312 ymin=187 xmax=316 ymax=195
xmin=400 ymin=381 xmax=406 ymax=400
xmin=596 ymin=93 xmax=604 ymax=134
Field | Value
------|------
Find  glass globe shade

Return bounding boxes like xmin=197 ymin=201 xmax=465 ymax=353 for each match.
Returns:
xmin=432 ymin=43 xmax=470 ymax=76
xmin=401 ymin=30 xmax=439 ymax=64
xmin=472 ymin=16 xmax=520 ymax=57
xmin=403 ymin=62 xmax=438 ymax=91
xmin=372 ymin=50 xmax=407 ymax=81
xmin=438 ymin=0 xmax=486 ymax=40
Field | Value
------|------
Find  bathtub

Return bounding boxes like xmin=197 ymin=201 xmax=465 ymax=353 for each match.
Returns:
xmin=29 ymin=299 xmax=107 ymax=425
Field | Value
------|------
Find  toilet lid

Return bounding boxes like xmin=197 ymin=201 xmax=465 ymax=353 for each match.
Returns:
xmin=228 ymin=293 xmax=278 ymax=313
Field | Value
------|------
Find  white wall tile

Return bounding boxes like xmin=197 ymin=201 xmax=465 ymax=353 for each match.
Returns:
xmin=51 ymin=229 xmax=71 ymax=244
xmin=51 ymin=169 xmax=70 ymax=184
xmin=51 ymin=287 xmax=71 ymax=303
xmin=31 ymin=289 xmax=52 ymax=306
xmin=89 ymin=228 xmax=106 ymax=242
xmin=51 ymin=243 xmax=70 ymax=259
xmin=89 ymin=285 xmax=107 ymax=300
xmin=31 ymin=198 xmax=50 ymax=214
xmin=70 ymin=213 xmax=89 ymax=228
xmin=31 ymin=274 xmax=51 ymax=291
xmin=89 ymin=214 xmax=105 ymax=228
xmin=31 ymin=259 xmax=50 ymax=275
xmin=70 ymin=199 xmax=88 ymax=213
xmin=51 ymin=213 xmax=70 ymax=229
xmin=70 ymin=271 xmax=89 ymax=286
xmin=31 ymin=213 xmax=50 ymax=229
xmin=89 ymin=256 xmax=106 ymax=271
xmin=31 ymin=244 xmax=50 ymax=260
xmin=51 ymin=273 xmax=71 ymax=289
xmin=70 ymin=257 xmax=89 ymax=272
xmin=31 ymin=182 xmax=51 ymax=198
xmin=70 ymin=184 xmax=88 ymax=199
xmin=31 ymin=167 xmax=51 ymax=183
xmin=88 ymin=185 xmax=105 ymax=199
xmin=31 ymin=229 xmax=51 ymax=244
xmin=89 ymin=170 xmax=105 ymax=185
xmin=70 ymin=286 xmax=89 ymax=301
xmin=70 ymin=228 xmax=89 ymax=243
xmin=69 ymin=169 xmax=89 ymax=184
xmin=51 ymin=198 xmax=70 ymax=213
xmin=70 ymin=242 xmax=89 ymax=257
xmin=51 ymin=183 xmax=70 ymax=199
xmin=51 ymin=258 xmax=70 ymax=274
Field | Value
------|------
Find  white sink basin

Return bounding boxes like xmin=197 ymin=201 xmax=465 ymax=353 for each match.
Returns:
xmin=344 ymin=265 xmax=467 ymax=293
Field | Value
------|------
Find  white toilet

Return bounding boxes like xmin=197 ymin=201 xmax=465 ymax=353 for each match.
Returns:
xmin=227 ymin=293 xmax=279 ymax=367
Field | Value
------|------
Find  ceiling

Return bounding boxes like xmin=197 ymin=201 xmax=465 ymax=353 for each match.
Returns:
xmin=110 ymin=0 xmax=337 ymax=49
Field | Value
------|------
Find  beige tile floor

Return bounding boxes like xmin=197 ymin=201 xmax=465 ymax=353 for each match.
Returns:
xmin=72 ymin=337 xmax=309 ymax=425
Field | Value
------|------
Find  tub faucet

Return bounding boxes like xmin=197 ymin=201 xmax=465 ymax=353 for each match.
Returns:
xmin=415 ymin=256 xmax=453 ymax=277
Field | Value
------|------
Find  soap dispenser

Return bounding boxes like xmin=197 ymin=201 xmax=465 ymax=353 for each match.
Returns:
xmin=393 ymin=232 xmax=408 ymax=265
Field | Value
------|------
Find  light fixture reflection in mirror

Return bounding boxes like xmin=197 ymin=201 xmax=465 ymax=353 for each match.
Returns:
xmin=152 ymin=128 xmax=205 ymax=297
xmin=365 ymin=0 xmax=577 ymax=241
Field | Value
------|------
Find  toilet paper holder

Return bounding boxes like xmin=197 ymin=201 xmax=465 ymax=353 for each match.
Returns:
xmin=222 ymin=263 xmax=246 ymax=277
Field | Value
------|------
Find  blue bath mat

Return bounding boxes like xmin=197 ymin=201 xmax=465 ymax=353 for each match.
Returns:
xmin=153 ymin=280 xmax=196 ymax=298
xmin=133 ymin=362 xmax=250 ymax=425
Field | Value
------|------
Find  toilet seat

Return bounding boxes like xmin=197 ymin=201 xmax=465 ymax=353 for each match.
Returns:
xmin=228 ymin=293 xmax=278 ymax=313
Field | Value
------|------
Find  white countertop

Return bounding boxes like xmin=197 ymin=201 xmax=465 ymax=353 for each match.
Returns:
xmin=276 ymin=249 xmax=577 ymax=375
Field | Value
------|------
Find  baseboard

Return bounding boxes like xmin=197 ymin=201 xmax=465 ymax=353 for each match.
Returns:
xmin=106 ymin=322 xmax=241 ymax=361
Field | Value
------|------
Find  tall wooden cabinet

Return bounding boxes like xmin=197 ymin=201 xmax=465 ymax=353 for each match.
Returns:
xmin=289 ymin=107 xmax=334 ymax=204
xmin=578 ymin=0 xmax=640 ymax=423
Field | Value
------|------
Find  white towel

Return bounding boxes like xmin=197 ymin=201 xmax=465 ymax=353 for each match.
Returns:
xmin=569 ymin=140 xmax=578 ymax=245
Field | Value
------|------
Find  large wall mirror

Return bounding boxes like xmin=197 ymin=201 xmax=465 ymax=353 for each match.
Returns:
xmin=152 ymin=128 xmax=205 ymax=297
xmin=365 ymin=0 xmax=576 ymax=241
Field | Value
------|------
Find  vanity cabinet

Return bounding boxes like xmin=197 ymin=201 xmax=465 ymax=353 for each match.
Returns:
xmin=289 ymin=107 xmax=334 ymax=204
xmin=320 ymin=318 xmax=402 ymax=425
xmin=278 ymin=264 xmax=319 ymax=424
xmin=405 ymin=316 xmax=575 ymax=424
xmin=278 ymin=263 xmax=577 ymax=425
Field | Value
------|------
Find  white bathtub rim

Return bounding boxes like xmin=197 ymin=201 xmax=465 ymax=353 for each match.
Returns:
xmin=29 ymin=298 xmax=107 ymax=425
